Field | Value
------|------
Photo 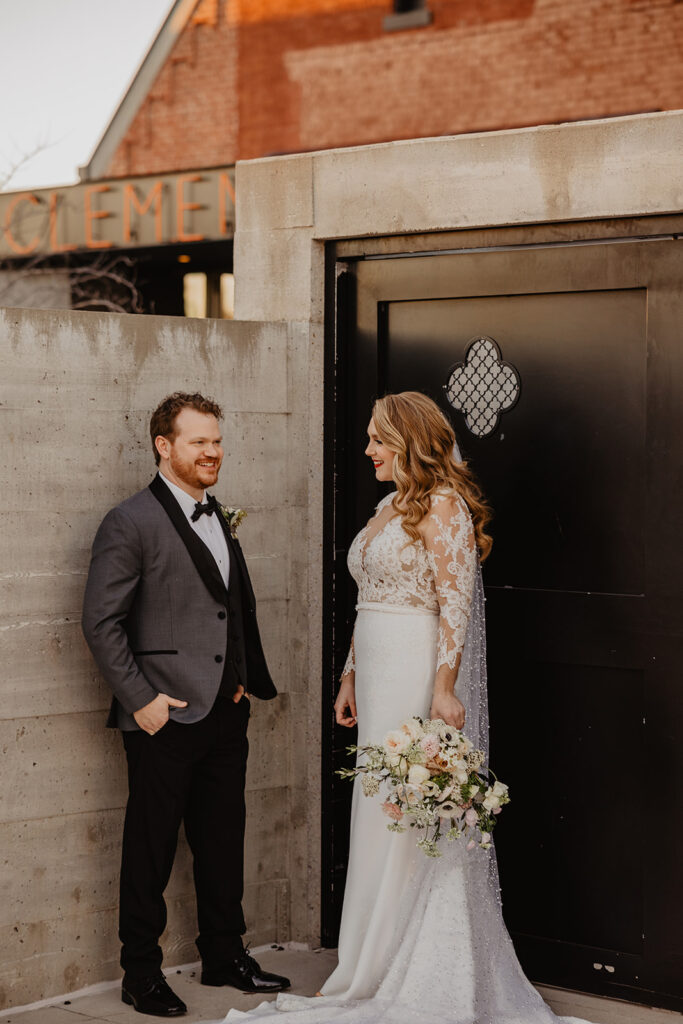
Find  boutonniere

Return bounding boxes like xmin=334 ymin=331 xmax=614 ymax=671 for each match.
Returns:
xmin=219 ymin=504 xmax=247 ymax=538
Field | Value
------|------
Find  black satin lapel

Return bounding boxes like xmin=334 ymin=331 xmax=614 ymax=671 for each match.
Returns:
xmin=149 ymin=475 xmax=228 ymax=606
xmin=214 ymin=503 xmax=257 ymax=608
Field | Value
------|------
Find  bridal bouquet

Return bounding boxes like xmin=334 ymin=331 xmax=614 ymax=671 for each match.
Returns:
xmin=338 ymin=717 xmax=509 ymax=857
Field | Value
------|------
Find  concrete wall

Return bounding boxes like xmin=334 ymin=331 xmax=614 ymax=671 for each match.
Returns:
xmin=0 ymin=307 xmax=307 ymax=1009
xmin=0 ymin=269 xmax=71 ymax=310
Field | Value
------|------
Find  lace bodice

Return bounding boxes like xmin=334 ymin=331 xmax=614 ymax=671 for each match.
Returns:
xmin=343 ymin=490 xmax=477 ymax=677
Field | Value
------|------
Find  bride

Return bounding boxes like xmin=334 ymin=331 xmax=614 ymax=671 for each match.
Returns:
xmin=222 ymin=392 xmax=593 ymax=1024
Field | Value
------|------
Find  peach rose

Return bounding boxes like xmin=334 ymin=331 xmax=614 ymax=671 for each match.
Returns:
xmin=381 ymin=801 xmax=403 ymax=822
xmin=383 ymin=730 xmax=411 ymax=755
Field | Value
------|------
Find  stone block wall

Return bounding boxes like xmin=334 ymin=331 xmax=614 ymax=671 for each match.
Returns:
xmin=0 ymin=308 xmax=306 ymax=1008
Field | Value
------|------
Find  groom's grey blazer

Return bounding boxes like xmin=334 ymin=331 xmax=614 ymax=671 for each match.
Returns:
xmin=82 ymin=473 xmax=277 ymax=730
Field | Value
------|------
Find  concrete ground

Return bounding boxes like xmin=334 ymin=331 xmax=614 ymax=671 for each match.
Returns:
xmin=0 ymin=947 xmax=679 ymax=1024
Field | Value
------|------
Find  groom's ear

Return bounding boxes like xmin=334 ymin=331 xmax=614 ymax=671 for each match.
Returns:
xmin=155 ymin=435 xmax=170 ymax=462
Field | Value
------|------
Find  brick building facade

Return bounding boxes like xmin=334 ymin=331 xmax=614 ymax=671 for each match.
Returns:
xmin=4 ymin=0 xmax=680 ymax=317
xmin=95 ymin=0 xmax=683 ymax=180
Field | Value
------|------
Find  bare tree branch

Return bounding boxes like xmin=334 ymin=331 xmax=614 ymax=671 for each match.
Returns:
xmin=71 ymin=297 xmax=132 ymax=313
xmin=0 ymin=251 xmax=145 ymax=314
xmin=0 ymin=135 xmax=56 ymax=191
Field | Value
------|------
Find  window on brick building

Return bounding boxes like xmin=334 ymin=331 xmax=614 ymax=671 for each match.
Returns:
xmin=384 ymin=0 xmax=431 ymax=31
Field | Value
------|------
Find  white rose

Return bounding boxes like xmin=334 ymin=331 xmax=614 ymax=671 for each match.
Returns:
xmin=407 ymin=764 xmax=431 ymax=787
xmin=482 ymin=793 xmax=501 ymax=812
xmin=492 ymin=781 xmax=508 ymax=798
xmin=401 ymin=718 xmax=424 ymax=742
xmin=387 ymin=753 xmax=408 ymax=774
xmin=384 ymin=730 xmax=411 ymax=755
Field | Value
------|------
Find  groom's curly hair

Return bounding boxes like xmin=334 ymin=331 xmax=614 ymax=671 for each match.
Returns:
xmin=150 ymin=392 xmax=223 ymax=465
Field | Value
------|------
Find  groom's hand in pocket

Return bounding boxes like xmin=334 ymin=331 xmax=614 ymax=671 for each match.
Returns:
xmin=334 ymin=675 xmax=357 ymax=727
xmin=133 ymin=693 xmax=188 ymax=734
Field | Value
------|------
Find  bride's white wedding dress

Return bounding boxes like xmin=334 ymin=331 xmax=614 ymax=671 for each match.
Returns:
xmin=221 ymin=491 xmax=593 ymax=1024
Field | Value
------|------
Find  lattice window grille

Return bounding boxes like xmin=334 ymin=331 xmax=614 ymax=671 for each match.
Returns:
xmin=444 ymin=336 xmax=521 ymax=438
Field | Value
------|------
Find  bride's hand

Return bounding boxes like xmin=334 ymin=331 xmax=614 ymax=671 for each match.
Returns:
xmin=430 ymin=692 xmax=466 ymax=730
xmin=334 ymin=674 xmax=357 ymax=727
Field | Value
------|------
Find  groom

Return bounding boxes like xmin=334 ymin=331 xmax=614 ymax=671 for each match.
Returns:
xmin=82 ymin=392 xmax=289 ymax=1017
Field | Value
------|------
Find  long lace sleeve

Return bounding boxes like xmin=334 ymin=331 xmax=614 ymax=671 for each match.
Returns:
xmin=342 ymin=631 xmax=355 ymax=678
xmin=422 ymin=494 xmax=478 ymax=672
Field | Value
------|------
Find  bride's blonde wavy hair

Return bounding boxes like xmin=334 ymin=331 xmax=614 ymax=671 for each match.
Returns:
xmin=372 ymin=392 xmax=493 ymax=562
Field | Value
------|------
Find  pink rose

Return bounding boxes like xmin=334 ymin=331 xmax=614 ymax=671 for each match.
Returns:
xmin=466 ymin=839 xmax=476 ymax=851
xmin=420 ymin=734 xmax=440 ymax=758
xmin=464 ymin=808 xmax=478 ymax=828
xmin=382 ymin=801 xmax=403 ymax=822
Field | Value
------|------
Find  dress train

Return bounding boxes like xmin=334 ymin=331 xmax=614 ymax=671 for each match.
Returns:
xmin=217 ymin=603 xmax=593 ymax=1024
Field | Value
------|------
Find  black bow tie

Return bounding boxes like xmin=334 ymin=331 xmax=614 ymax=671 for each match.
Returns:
xmin=191 ymin=495 xmax=219 ymax=522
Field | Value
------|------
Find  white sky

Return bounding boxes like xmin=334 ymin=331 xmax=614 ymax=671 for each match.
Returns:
xmin=0 ymin=0 xmax=173 ymax=191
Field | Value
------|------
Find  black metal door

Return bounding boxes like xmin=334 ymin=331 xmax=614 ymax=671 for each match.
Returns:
xmin=323 ymin=237 xmax=683 ymax=1011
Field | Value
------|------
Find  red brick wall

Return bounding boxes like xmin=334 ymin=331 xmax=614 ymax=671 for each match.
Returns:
xmin=105 ymin=0 xmax=683 ymax=176
xmin=106 ymin=2 xmax=239 ymax=178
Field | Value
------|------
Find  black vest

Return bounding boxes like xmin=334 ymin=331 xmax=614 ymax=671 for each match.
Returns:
xmin=218 ymin=555 xmax=247 ymax=697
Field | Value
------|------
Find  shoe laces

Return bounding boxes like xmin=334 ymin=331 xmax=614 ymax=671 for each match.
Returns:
xmin=239 ymin=945 xmax=260 ymax=972
xmin=159 ymin=974 xmax=174 ymax=987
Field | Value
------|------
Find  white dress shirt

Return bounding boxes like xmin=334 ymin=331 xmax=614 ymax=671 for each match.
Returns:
xmin=158 ymin=472 xmax=230 ymax=588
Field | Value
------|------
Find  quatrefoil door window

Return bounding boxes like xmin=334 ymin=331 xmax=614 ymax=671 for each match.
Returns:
xmin=444 ymin=336 xmax=521 ymax=438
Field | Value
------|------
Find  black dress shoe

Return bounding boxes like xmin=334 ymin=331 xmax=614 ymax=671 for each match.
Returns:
xmin=121 ymin=973 xmax=187 ymax=1016
xmin=201 ymin=949 xmax=291 ymax=992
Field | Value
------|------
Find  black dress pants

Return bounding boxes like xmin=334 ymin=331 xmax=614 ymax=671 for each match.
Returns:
xmin=119 ymin=694 xmax=250 ymax=977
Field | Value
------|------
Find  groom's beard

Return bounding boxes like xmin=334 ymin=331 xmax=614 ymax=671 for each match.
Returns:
xmin=168 ymin=450 xmax=221 ymax=492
